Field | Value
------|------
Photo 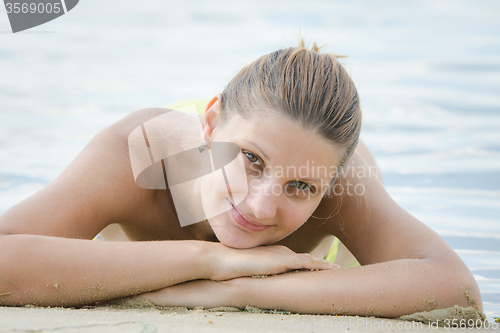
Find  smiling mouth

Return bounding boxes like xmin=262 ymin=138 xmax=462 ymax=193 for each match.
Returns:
xmin=229 ymin=201 xmax=270 ymax=232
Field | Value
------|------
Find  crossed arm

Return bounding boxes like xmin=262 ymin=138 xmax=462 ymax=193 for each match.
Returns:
xmin=139 ymin=152 xmax=482 ymax=317
xmin=140 ymin=256 xmax=477 ymax=317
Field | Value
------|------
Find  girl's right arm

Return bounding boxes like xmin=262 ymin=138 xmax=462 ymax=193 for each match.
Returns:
xmin=0 ymin=108 xmax=335 ymax=307
xmin=0 ymin=235 xmax=336 ymax=307
xmin=0 ymin=235 xmax=216 ymax=306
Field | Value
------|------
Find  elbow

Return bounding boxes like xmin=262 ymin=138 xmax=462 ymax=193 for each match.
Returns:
xmin=432 ymin=259 xmax=483 ymax=312
xmin=450 ymin=273 xmax=483 ymax=312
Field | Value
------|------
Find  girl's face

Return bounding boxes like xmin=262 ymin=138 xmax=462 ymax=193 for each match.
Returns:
xmin=201 ymin=108 xmax=340 ymax=249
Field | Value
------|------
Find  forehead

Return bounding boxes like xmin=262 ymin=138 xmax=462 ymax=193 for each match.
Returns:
xmin=220 ymin=113 xmax=340 ymax=179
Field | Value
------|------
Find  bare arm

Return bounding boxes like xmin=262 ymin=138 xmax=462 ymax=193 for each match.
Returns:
xmin=0 ymin=235 xmax=336 ymax=307
xmin=140 ymin=150 xmax=482 ymax=316
xmin=0 ymin=236 xmax=215 ymax=306
xmin=227 ymin=256 xmax=476 ymax=317
xmin=139 ymin=254 xmax=477 ymax=316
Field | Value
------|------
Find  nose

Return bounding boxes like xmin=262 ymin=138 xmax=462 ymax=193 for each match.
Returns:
xmin=245 ymin=178 xmax=280 ymax=221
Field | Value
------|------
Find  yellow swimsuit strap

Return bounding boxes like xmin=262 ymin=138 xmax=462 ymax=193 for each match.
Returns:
xmin=167 ymin=99 xmax=210 ymax=114
xmin=324 ymin=237 xmax=340 ymax=263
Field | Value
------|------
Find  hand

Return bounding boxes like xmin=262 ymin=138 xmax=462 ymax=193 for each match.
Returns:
xmin=138 ymin=279 xmax=235 ymax=309
xmin=209 ymin=243 xmax=339 ymax=281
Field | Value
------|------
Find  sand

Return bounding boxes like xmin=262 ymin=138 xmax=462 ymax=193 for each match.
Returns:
xmin=0 ymin=298 xmax=495 ymax=333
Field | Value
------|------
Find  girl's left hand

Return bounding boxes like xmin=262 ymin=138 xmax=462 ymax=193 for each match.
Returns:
xmin=137 ymin=279 xmax=237 ymax=309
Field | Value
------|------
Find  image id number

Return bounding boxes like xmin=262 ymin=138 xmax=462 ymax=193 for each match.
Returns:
xmin=5 ymin=2 xmax=62 ymax=14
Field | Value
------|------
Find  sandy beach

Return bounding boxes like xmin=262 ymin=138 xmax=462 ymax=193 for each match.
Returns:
xmin=0 ymin=299 xmax=495 ymax=333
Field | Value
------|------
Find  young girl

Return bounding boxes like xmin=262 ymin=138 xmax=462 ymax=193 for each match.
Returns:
xmin=0 ymin=41 xmax=482 ymax=317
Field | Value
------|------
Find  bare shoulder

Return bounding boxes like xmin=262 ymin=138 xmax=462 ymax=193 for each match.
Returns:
xmin=0 ymin=108 xmax=171 ymax=239
xmin=312 ymin=141 xmax=453 ymax=265
xmin=106 ymin=107 xmax=173 ymax=139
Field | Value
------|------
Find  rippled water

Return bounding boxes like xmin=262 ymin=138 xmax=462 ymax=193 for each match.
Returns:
xmin=0 ymin=0 xmax=499 ymax=320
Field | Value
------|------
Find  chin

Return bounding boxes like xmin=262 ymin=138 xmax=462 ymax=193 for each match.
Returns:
xmin=208 ymin=216 xmax=263 ymax=249
xmin=213 ymin=228 xmax=261 ymax=249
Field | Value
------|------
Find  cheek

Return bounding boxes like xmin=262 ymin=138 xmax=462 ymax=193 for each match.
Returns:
xmin=282 ymin=202 xmax=317 ymax=230
xmin=200 ymin=171 xmax=232 ymax=220
xmin=201 ymin=151 xmax=248 ymax=211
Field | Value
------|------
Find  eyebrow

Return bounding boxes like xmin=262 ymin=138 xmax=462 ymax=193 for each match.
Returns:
xmin=247 ymin=141 xmax=270 ymax=161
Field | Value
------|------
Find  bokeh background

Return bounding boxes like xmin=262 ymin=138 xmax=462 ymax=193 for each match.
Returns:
xmin=1 ymin=0 xmax=499 ymax=320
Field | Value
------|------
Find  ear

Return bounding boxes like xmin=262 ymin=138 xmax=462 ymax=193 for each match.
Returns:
xmin=202 ymin=93 xmax=222 ymax=148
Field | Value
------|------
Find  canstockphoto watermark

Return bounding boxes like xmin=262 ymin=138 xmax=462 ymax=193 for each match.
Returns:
xmin=290 ymin=318 xmax=421 ymax=330
xmin=3 ymin=0 xmax=79 ymax=33
xmin=289 ymin=317 xmax=498 ymax=330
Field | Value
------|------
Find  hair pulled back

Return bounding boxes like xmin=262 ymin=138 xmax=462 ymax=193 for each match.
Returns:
xmin=220 ymin=40 xmax=362 ymax=177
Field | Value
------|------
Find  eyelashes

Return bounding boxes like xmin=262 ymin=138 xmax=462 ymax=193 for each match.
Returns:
xmin=241 ymin=150 xmax=315 ymax=194
xmin=292 ymin=180 xmax=312 ymax=191
xmin=243 ymin=151 xmax=261 ymax=166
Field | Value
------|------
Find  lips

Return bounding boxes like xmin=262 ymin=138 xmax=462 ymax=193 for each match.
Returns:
xmin=229 ymin=201 xmax=271 ymax=232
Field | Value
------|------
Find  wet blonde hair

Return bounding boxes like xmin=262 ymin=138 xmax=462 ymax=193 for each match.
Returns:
xmin=220 ymin=40 xmax=362 ymax=184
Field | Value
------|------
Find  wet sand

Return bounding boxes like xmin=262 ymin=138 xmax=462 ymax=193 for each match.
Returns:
xmin=0 ymin=298 xmax=492 ymax=333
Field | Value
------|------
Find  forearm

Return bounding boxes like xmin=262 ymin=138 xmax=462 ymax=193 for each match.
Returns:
xmin=230 ymin=258 xmax=481 ymax=317
xmin=0 ymin=234 xmax=214 ymax=307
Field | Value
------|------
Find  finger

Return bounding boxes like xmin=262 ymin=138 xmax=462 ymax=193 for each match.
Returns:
xmin=297 ymin=253 xmax=341 ymax=270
